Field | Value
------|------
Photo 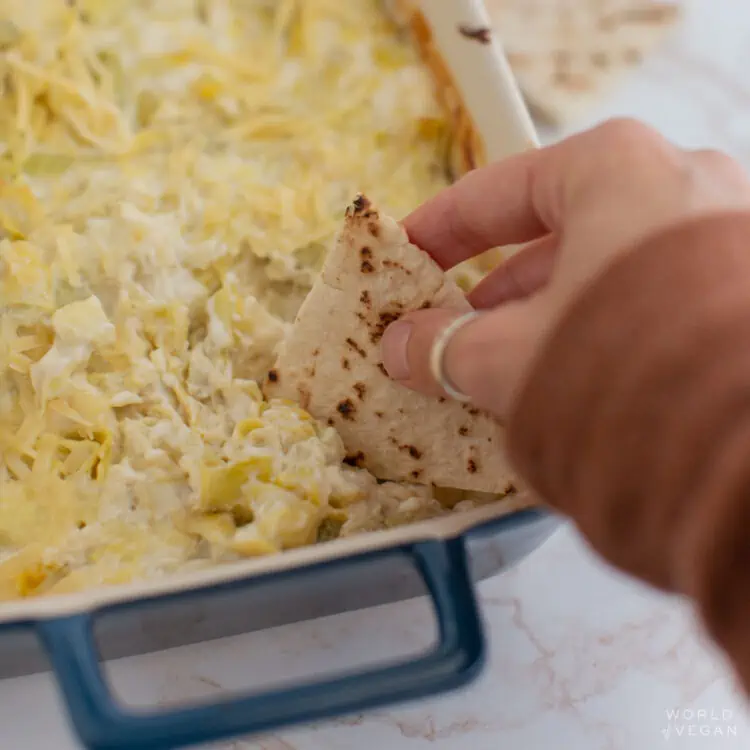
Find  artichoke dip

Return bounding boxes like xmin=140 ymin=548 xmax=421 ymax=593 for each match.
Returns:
xmin=0 ymin=0 xmax=498 ymax=600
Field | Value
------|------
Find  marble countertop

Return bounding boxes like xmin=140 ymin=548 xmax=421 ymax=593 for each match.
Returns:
xmin=2 ymin=1 xmax=749 ymax=747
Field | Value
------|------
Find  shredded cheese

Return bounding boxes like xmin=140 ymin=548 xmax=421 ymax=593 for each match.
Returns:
xmin=0 ymin=0 xmax=496 ymax=600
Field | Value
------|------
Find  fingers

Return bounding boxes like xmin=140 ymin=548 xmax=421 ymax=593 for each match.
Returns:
xmin=403 ymin=148 xmax=549 ymax=270
xmin=381 ymin=119 xmax=711 ymax=419
xmin=381 ymin=303 xmax=546 ymax=419
xmin=468 ymin=234 xmax=558 ymax=309
xmin=403 ymin=118 xmax=680 ymax=271
xmin=687 ymin=149 xmax=750 ymax=210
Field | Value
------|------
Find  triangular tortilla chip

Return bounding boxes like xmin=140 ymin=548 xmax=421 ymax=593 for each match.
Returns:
xmin=263 ymin=195 xmax=515 ymax=494
xmin=485 ymin=0 xmax=681 ymax=126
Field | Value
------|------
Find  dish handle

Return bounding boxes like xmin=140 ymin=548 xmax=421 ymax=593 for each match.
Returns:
xmin=36 ymin=537 xmax=485 ymax=750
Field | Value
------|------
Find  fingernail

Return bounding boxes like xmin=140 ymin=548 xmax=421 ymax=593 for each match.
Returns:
xmin=381 ymin=320 xmax=413 ymax=381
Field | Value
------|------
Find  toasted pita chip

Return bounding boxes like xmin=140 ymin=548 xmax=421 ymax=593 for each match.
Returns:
xmin=264 ymin=195 xmax=515 ymax=494
xmin=484 ymin=0 xmax=681 ymax=126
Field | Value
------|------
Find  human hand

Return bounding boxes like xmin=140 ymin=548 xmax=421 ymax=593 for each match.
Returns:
xmin=381 ymin=118 xmax=750 ymax=418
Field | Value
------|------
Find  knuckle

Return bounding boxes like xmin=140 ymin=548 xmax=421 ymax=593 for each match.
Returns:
xmin=443 ymin=188 xmax=484 ymax=251
xmin=596 ymin=117 xmax=667 ymax=155
xmin=563 ymin=119 xmax=676 ymax=211
xmin=691 ymin=148 xmax=745 ymax=180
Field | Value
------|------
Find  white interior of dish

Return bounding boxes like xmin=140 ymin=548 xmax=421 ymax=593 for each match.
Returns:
xmin=0 ymin=0 xmax=539 ymax=624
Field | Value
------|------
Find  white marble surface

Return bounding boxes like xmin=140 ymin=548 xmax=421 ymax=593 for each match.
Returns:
xmin=2 ymin=1 xmax=750 ymax=747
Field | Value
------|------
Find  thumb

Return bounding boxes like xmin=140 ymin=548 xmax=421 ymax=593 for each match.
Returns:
xmin=380 ymin=302 xmax=545 ymax=420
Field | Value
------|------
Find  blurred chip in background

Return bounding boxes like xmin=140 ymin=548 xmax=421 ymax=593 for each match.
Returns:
xmin=485 ymin=0 xmax=682 ymax=126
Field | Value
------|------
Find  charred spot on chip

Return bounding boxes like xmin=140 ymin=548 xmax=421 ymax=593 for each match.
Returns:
xmin=623 ymin=47 xmax=642 ymax=64
xmin=458 ymin=24 xmax=492 ymax=44
xmin=467 ymin=458 xmax=478 ymax=474
xmin=360 ymin=290 xmax=372 ymax=308
xmin=399 ymin=444 xmax=422 ymax=459
xmin=438 ymin=397 xmax=446 ymax=403
xmin=356 ymin=311 xmax=366 ymax=322
xmin=380 ymin=259 xmax=411 ymax=275
xmin=360 ymin=259 xmax=375 ymax=273
xmin=342 ymin=357 xmax=350 ymax=370
xmin=379 ymin=311 xmax=400 ymax=326
xmin=327 ymin=418 xmax=335 ymax=426
xmin=345 ymin=337 xmax=367 ymax=358
xmin=267 ymin=368 xmax=279 ymax=383
xmin=337 ymin=398 xmax=356 ymax=420
xmin=353 ymin=382 xmax=366 ymax=400
xmin=312 ymin=348 xmax=320 ymax=356
xmin=377 ymin=362 xmax=388 ymax=376
xmin=468 ymin=407 xmax=479 ymax=416
xmin=554 ymin=69 xmax=581 ymax=88
xmin=591 ymin=50 xmax=609 ymax=68
xmin=352 ymin=194 xmax=371 ymax=214
xmin=369 ymin=310 xmax=402 ymax=344
xmin=375 ymin=410 xmax=384 ymax=418
xmin=411 ymin=469 xmax=422 ymax=480
xmin=360 ymin=246 xmax=373 ymax=259
xmin=368 ymin=222 xmax=380 ymax=237
xmin=343 ymin=452 xmax=366 ymax=468
xmin=504 ymin=481 xmax=517 ymax=494
xmin=458 ymin=426 xmax=469 ymax=436
xmin=600 ymin=5 xmax=676 ymax=30
xmin=507 ymin=51 xmax=532 ymax=68
xmin=420 ymin=301 xmax=431 ymax=309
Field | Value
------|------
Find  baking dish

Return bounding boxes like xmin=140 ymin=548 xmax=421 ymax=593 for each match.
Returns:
xmin=0 ymin=1 xmax=557 ymax=748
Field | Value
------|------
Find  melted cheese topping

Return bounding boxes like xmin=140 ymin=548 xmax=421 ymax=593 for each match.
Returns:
xmin=0 ymin=0 xmax=493 ymax=600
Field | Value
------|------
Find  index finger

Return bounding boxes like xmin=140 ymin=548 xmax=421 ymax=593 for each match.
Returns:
xmin=403 ymin=118 xmax=674 ymax=270
xmin=404 ymin=147 xmax=550 ymax=269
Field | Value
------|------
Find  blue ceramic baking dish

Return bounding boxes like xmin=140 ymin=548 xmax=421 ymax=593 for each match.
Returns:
xmin=0 ymin=505 xmax=558 ymax=749
xmin=0 ymin=1 xmax=554 ymax=747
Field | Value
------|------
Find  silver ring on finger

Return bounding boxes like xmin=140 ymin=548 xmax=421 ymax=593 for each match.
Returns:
xmin=429 ymin=311 xmax=478 ymax=403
